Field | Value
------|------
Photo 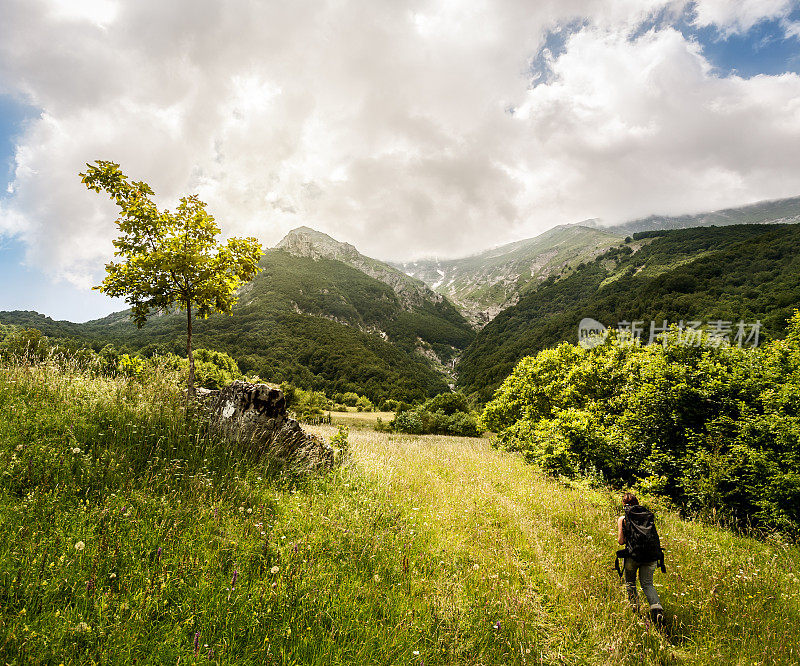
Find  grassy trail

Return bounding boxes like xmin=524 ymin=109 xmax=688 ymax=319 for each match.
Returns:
xmin=310 ymin=424 xmax=800 ymax=665
xmin=0 ymin=364 xmax=797 ymax=665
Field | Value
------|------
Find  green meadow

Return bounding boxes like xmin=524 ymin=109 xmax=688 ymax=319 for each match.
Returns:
xmin=0 ymin=361 xmax=798 ymax=664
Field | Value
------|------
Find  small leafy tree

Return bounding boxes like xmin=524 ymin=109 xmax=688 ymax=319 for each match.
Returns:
xmin=81 ymin=160 xmax=263 ymax=397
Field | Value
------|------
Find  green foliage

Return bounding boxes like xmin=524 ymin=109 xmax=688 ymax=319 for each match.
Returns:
xmin=483 ymin=314 xmax=800 ymax=534
xmin=163 ymin=348 xmax=243 ymax=390
xmin=81 ymin=160 xmax=263 ymax=395
xmin=281 ymin=382 xmax=329 ymax=420
xmin=460 ymin=224 xmax=800 ymax=402
xmin=355 ymin=395 xmax=374 ymax=412
xmin=330 ymin=426 xmax=350 ymax=463
xmin=1 ymin=327 xmax=49 ymax=361
xmin=421 ymin=392 xmax=471 ymax=415
xmin=342 ymin=391 xmax=360 ymax=407
xmin=391 ymin=392 xmax=482 ymax=437
xmin=116 ymin=353 xmax=145 ymax=377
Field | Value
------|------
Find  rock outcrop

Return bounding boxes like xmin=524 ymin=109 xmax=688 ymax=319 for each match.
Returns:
xmin=210 ymin=381 xmax=335 ymax=471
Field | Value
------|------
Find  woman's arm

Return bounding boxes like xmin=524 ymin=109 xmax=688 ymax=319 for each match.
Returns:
xmin=617 ymin=515 xmax=626 ymax=545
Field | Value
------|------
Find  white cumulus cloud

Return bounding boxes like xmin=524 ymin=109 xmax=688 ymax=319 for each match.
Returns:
xmin=0 ymin=0 xmax=799 ymax=293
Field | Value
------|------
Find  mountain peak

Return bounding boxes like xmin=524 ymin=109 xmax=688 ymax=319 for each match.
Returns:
xmin=276 ymin=226 xmax=360 ymax=262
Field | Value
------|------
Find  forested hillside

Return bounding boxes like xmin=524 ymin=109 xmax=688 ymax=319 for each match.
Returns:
xmin=458 ymin=224 xmax=800 ymax=401
xmin=0 ymin=249 xmax=477 ymax=403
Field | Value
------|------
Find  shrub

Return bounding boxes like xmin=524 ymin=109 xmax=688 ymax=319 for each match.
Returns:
xmin=482 ymin=312 xmax=800 ymax=534
xmin=162 ymin=348 xmax=243 ymax=389
xmin=341 ymin=392 xmax=360 ymax=407
xmin=355 ymin=395 xmax=374 ymax=412
xmin=390 ymin=392 xmax=483 ymax=437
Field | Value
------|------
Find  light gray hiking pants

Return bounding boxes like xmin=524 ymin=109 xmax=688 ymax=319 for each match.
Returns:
xmin=624 ymin=558 xmax=663 ymax=611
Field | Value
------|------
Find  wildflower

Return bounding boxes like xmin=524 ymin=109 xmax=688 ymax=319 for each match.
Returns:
xmin=157 ymin=547 xmax=162 ymax=559
xmin=231 ymin=570 xmax=238 ymax=588
xmin=374 ymin=574 xmax=381 ymax=582
xmin=74 ymin=541 xmax=85 ymax=552
xmin=247 ymin=508 xmax=253 ymax=514
xmin=473 ymin=563 xmax=480 ymax=570
xmin=194 ymin=631 xmax=200 ymax=656
xmin=72 ymin=447 xmax=81 ymax=454
xmin=494 ymin=621 xmax=502 ymax=631
xmin=109 ymin=572 xmax=116 ymax=579
xmin=270 ymin=566 xmax=280 ymax=574
xmin=413 ymin=650 xmax=420 ymax=656
xmin=15 ymin=444 xmax=23 ymax=451
xmin=74 ymin=621 xmax=90 ymax=633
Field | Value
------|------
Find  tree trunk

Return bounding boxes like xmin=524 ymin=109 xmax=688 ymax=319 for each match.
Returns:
xmin=187 ymin=301 xmax=196 ymax=399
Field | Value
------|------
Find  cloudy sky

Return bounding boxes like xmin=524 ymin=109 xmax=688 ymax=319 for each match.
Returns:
xmin=1 ymin=0 xmax=800 ymax=321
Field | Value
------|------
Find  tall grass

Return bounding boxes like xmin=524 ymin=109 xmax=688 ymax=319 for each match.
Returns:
xmin=1 ymin=360 xmax=798 ymax=664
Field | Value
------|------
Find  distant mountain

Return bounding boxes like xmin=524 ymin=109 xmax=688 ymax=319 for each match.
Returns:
xmin=587 ymin=195 xmax=800 ymax=236
xmin=1 ymin=232 xmax=477 ymax=403
xmin=278 ymin=227 xmax=448 ymax=311
xmin=395 ymin=225 xmax=623 ymax=326
xmin=457 ymin=223 xmax=800 ymax=402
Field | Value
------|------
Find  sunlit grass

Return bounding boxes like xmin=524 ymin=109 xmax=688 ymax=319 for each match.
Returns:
xmin=329 ymin=410 xmax=395 ymax=429
xmin=1 ymin=361 xmax=798 ymax=664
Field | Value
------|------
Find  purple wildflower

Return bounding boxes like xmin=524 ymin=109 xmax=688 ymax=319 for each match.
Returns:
xmin=157 ymin=547 xmax=162 ymax=560
xmin=231 ymin=570 xmax=238 ymax=588
xmin=493 ymin=621 xmax=501 ymax=631
xmin=194 ymin=631 xmax=200 ymax=656
xmin=293 ymin=543 xmax=298 ymax=554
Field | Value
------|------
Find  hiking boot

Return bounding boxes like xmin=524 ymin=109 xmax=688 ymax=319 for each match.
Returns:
xmin=650 ymin=608 xmax=664 ymax=626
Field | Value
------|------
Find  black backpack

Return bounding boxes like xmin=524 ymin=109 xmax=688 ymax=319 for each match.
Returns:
xmin=615 ymin=505 xmax=666 ymax=576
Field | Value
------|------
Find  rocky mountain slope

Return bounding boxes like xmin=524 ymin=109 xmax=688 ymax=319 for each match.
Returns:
xmin=396 ymin=225 xmax=623 ymax=326
xmin=586 ymin=194 xmax=800 ymax=236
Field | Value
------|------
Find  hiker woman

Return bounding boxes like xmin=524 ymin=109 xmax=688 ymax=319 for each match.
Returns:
xmin=617 ymin=492 xmax=665 ymax=624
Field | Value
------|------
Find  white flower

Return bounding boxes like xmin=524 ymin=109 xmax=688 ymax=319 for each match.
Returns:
xmin=74 ymin=621 xmax=90 ymax=633
xmin=74 ymin=541 xmax=85 ymax=552
xmin=246 ymin=508 xmax=253 ymax=514
xmin=109 ymin=572 xmax=116 ymax=579
xmin=72 ymin=447 xmax=81 ymax=454
xmin=15 ymin=444 xmax=23 ymax=452
xmin=473 ymin=563 xmax=480 ymax=570
xmin=270 ymin=566 xmax=280 ymax=574
xmin=413 ymin=651 xmax=420 ymax=656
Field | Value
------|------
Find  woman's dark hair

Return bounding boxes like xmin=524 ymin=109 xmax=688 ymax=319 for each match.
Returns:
xmin=622 ymin=492 xmax=639 ymax=506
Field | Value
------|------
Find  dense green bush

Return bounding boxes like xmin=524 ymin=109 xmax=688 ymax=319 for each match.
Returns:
xmin=482 ymin=313 xmax=800 ymax=534
xmin=161 ymin=348 xmax=243 ymax=390
xmin=281 ymin=382 xmax=329 ymax=420
xmin=391 ymin=392 xmax=482 ymax=437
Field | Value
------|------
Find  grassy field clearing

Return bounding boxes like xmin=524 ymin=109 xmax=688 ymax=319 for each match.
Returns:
xmin=0 ymin=363 xmax=798 ymax=664
xmin=328 ymin=410 xmax=395 ymax=429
